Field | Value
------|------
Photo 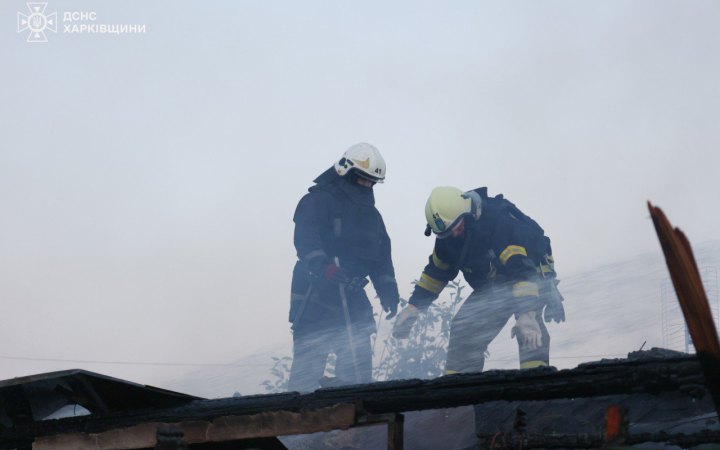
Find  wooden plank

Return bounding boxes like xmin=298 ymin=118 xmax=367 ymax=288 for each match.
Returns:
xmin=200 ymin=403 xmax=354 ymax=441
xmin=9 ymin=355 xmax=705 ymax=450
xmin=387 ymin=414 xmax=404 ymax=450
xmin=32 ymin=404 xmax=355 ymax=450
xmin=648 ymin=202 xmax=720 ymax=413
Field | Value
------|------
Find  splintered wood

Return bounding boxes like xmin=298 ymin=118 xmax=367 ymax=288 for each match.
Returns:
xmin=648 ymin=201 xmax=720 ymax=413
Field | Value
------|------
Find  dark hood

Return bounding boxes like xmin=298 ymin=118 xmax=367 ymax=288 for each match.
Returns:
xmin=309 ymin=167 xmax=375 ymax=206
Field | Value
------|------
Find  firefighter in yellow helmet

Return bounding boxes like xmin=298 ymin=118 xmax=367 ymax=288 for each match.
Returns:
xmin=393 ymin=186 xmax=564 ymax=372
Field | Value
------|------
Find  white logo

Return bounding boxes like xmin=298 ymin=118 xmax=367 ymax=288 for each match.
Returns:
xmin=17 ymin=2 xmax=57 ymax=43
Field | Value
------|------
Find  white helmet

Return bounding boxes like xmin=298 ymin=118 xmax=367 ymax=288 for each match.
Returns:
xmin=334 ymin=143 xmax=386 ymax=183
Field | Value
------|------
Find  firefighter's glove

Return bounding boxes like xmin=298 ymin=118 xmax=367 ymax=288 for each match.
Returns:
xmin=511 ymin=311 xmax=542 ymax=350
xmin=347 ymin=276 xmax=369 ymax=292
xmin=380 ymin=296 xmax=399 ymax=319
xmin=376 ymin=281 xmax=401 ymax=319
xmin=543 ymin=279 xmax=565 ymax=324
xmin=324 ymin=263 xmax=351 ymax=285
xmin=392 ymin=304 xmax=420 ymax=339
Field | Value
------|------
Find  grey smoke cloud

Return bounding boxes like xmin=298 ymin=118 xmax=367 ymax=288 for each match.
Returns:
xmin=1 ymin=0 xmax=718 ymax=389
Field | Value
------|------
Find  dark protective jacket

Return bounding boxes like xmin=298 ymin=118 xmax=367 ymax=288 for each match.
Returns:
xmin=290 ymin=168 xmax=399 ymax=329
xmin=409 ymin=187 xmax=556 ymax=314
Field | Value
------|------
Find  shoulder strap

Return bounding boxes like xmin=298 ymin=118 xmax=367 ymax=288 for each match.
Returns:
xmin=476 ymin=187 xmax=552 ymax=258
xmin=501 ymin=197 xmax=545 ymax=236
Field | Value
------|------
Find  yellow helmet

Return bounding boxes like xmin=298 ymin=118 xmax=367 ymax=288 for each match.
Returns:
xmin=424 ymin=186 xmax=480 ymax=238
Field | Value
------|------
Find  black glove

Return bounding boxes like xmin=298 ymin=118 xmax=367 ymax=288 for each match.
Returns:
xmin=381 ymin=296 xmax=399 ymax=319
xmin=375 ymin=280 xmax=400 ymax=319
xmin=346 ymin=276 xmax=369 ymax=292
xmin=543 ymin=279 xmax=565 ymax=323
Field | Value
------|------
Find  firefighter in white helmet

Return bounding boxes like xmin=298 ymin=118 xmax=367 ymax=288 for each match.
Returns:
xmin=333 ymin=142 xmax=387 ymax=184
xmin=288 ymin=143 xmax=399 ymax=392
xmin=393 ymin=186 xmax=564 ymax=373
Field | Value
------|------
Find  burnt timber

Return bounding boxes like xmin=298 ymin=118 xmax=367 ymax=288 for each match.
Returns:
xmin=649 ymin=202 xmax=720 ymax=411
xmin=0 ymin=352 xmax=713 ymax=449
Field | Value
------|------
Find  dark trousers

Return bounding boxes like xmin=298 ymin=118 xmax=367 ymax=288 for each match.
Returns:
xmin=288 ymin=321 xmax=374 ymax=393
xmin=445 ymin=287 xmax=550 ymax=373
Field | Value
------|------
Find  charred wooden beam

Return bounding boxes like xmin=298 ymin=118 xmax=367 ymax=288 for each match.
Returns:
xmin=648 ymin=202 xmax=720 ymax=414
xmin=0 ymin=354 xmax=705 ymax=449
xmin=478 ymin=429 xmax=720 ymax=449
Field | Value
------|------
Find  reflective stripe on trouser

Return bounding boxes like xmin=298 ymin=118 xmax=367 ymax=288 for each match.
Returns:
xmin=445 ymin=286 xmax=550 ymax=374
xmin=288 ymin=322 xmax=374 ymax=393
